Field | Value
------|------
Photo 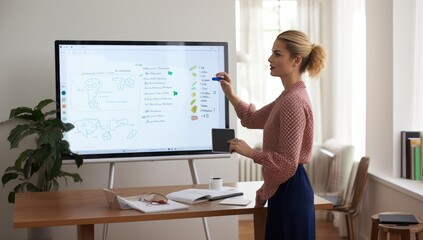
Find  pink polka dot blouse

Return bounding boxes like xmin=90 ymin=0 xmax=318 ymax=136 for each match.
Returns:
xmin=235 ymin=80 xmax=314 ymax=201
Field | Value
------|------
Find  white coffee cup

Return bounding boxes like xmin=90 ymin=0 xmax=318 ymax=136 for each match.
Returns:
xmin=209 ymin=177 xmax=223 ymax=190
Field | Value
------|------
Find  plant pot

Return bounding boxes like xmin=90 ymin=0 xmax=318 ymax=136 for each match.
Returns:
xmin=27 ymin=227 xmax=52 ymax=240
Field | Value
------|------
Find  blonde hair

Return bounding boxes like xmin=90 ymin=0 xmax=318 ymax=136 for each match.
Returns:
xmin=276 ymin=30 xmax=326 ymax=78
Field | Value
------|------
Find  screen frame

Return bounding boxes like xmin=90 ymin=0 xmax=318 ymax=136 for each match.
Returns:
xmin=55 ymin=40 xmax=230 ymax=162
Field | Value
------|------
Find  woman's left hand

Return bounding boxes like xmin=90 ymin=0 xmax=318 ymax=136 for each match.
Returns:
xmin=228 ymin=138 xmax=254 ymax=158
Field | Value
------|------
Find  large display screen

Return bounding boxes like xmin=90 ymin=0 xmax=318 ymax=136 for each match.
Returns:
xmin=55 ymin=40 xmax=229 ymax=162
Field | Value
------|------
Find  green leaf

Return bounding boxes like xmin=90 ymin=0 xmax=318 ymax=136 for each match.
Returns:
xmin=60 ymin=140 xmax=70 ymax=151
xmin=60 ymin=171 xmax=83 ymax=183
xmin=72 ymin=153 xmax=84 ymax=168
xmin=8 ymin=192 xmax=15 ymax=203
xmin=22 ymin=162 xmax=33 ymax=179
xmin=62 ymin=122 xmax=75 ymax=132
xmin=48 ymin=157 xmax=62 ymax=179
xmin=15 ymin=149 xmax=34 ymax=169
xmin=45 ymin=118 xmax=62 ymax=128
xmin=35 ymin=99 xmax=55 ymax=111
xmin=9 ymin=107 xmax=33 ymax=119
xmin=25 ymin=182 xmax=40 ymax=192
xmin=45 ymin=109 xmax=59 ymax=118
xmin=38 ymin=126 xmax=62 ymax=147
xmin=33 ymin=145 xmax=51 ymax=167
xmin=31 ymin=109 xmax=45 ymax=122
xmin=7 ymin=124 xmax=36 ymax=148
xmin=2 ymin=172 xmax=19 ymax=185
xmin=23 ymin=158 xmax=36 ymax=179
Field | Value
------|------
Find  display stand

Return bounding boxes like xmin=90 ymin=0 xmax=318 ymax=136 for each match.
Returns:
xmin=102 ymin=162 xmax=115 ymax=240
xmin=188 ymin=159 xmax=211 ymax=240
xmin=102 ymin=159 xmax=211 ymax=240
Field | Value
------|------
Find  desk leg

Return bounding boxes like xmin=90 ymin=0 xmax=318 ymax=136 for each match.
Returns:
xmin=77 ymin=224 xmax=94 ymax=240
xmin=253 ymin=208 xmax=266 ymax=240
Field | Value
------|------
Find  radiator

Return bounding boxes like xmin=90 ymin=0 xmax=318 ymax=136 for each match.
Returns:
xmin=238 ymin=156 xmax=263 ymax=181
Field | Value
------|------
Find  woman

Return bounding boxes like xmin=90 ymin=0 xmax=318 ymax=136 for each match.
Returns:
xmin=216 ymin=30 xmax=326 ymax=239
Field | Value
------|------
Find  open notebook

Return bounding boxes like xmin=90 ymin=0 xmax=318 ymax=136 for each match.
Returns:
xmin=166 ymin=187 xmax=243 ymax=204
xmin=103 ymin=188 xmax=188 ymax=213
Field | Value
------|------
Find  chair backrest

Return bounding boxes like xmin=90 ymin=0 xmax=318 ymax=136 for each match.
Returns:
xmin=347 ymin=156 xmax=370 ymax=213
xmin=322 ymin=139 xmax=355 ymax=193
xmin=312 ymin=147 xmax=336 ymax=193
xmin=342 ymin=160 xmax=358 ymax=206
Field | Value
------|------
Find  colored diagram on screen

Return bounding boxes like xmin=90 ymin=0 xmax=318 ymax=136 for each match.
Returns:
xmin=62 ymin=54 xmax=222 ymax=151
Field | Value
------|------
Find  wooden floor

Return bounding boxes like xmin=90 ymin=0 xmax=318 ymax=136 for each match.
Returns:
xmin=239 ymin=219 xmax=348 ymax=240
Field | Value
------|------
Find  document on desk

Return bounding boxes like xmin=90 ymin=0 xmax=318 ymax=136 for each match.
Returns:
xmin=166 ymin=188 xmax=243 ymax=204
xmin=219 ymin=197 xmax=252 ymax=206
xmin=103 ymin=189 xmax=188 ymax=213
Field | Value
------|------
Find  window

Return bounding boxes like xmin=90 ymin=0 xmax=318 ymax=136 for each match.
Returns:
xmin=235 ymin=0 xmax=298 ymax=106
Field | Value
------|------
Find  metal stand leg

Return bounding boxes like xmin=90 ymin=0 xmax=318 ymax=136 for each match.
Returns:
xmin=100 ymin=160 xmax=210 ymax=240
xmin=188 ymin=159 xmax=211 ymax=240
xmin=102 ymin=162 xmax=115 ymax=240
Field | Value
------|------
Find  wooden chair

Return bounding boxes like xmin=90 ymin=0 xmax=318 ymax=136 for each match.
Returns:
xmin=313 ymin=139 xmax=355 ymax=209
xmin=326 ymin=156 xmax=370 ymax=240
xmin=371 ymin=212 xmax=423 ymax=240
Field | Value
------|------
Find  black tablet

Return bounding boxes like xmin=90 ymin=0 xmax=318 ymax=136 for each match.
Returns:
xmin=379 ymin=214 xmax=419 ymax=225
xmin=211 ymin=128 xmax=235 ymax=153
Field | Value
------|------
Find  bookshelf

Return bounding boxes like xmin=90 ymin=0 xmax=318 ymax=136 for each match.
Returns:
xmin=370 ymin=171 xmax=423 ymax=202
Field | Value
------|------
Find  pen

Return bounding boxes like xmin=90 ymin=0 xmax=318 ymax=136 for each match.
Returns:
xmin=212 ymin=76 xmax=224 ymax=81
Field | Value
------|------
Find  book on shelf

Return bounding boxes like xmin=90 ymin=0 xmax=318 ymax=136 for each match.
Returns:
xmin=103 ymin=188 xmax=189 ymax=213
xmin=401 ymin=131 xmax=421 ymax=179
xmin=166 ymin=187 xmax=244 ymax=204
xmin=414 ymin=144 xmax=421 ymax=180
xmin=421 ymin=132 xmax=423 ymax=180
xmin=409 ymin=137 xmax=420 ymax=180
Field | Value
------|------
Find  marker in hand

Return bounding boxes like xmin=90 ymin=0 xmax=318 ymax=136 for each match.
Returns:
xmin=212 ymin=76 xmax=224 ymax=81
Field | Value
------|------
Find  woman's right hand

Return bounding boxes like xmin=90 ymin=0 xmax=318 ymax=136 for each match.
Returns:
xmin=215 ymin=72 xmax=240 ymax=106
xmin=216 ymin=72 xmax=233 ymax=95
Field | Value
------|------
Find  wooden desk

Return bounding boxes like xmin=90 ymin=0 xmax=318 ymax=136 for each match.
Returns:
xmin=14 ymin=181 xmax=332 ymax=240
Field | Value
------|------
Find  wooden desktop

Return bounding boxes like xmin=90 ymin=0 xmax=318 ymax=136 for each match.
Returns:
xmin=14 ymin=181 xmax=332 ymax=240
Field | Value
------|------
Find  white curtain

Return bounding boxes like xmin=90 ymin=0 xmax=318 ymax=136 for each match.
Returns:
xmin=328 ymin=0 xmax=366 ymax=236
xmin=298 ymin=0 xmax=366 ymax=236
xmin=297 ymin=0 xmax=323 ymax=145
xmin=328 ymin=0 xmax=366 ymax=157
xmin=298 ymin=0 xmax=366 ymax=156
xmin=412 ymin=0 xmax=423 ymax=128
xmin=237 ymin=0 xmax=267 ymax=107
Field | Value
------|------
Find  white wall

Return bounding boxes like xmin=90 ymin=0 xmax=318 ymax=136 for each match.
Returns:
xmin=362 ymin=0 xmax=423 ymax=239
xmin=365 ymin=0 xmax=394 ymax=177
xmin=0 ymin=1 xmax=238 ymax=240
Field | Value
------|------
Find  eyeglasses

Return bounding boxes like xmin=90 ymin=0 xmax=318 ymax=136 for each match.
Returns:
xmin=139 ymin=192 xmax=168 ymax=205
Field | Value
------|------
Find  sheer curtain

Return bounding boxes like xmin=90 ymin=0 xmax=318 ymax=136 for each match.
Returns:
xmin=297 ymin=0 xmax=323 ymax=145
xmin=327 ymin=0 xmax=366 ymax=157
xmin=236 ymin=0 xmax=267 ymax=147
xmin=298 ymin=0 xmax=366 ymax=155
xmin=237 ymin=0 xmax=267 ymax=107
xmin=297 ymin=0 xmax=365 ymax=235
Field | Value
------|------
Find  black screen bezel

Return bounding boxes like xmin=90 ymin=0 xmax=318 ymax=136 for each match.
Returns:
xmin=55 ymin=40 xmax=229 ymax=160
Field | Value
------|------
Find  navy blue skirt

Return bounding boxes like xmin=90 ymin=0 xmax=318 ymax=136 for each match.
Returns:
xmin=265 ymin=165 xmax=316 ymax=240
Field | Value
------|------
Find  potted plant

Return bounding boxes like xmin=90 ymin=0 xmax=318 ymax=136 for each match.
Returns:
xmin=1 ymin=99 xmax=83 ymax=203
